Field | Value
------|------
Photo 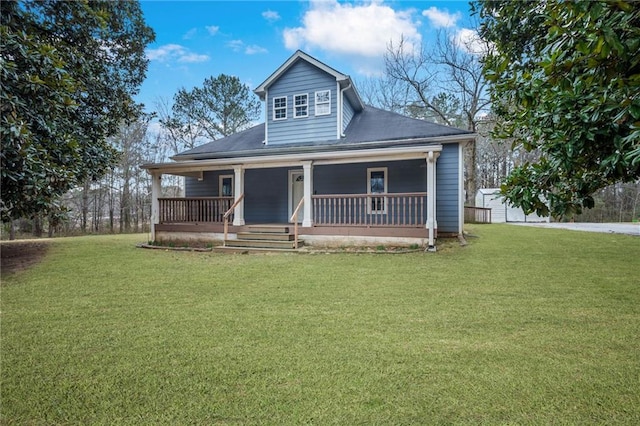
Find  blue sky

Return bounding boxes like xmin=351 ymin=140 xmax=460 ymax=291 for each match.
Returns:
xmin=137 ymin=0 xmax=477 ymax=114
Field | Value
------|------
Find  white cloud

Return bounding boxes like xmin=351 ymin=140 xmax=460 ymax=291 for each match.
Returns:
xmin=227 ymin=39 xmax=268 ymax=55
xmin=206 ymin=25 xmax=220 ymax=36
xmin=226 ymin=40 xmax=244 ymax=52
xmin=262 ymin=10 xmax=280 ymax=23
xmin=178 ymin=52 xmax=210 ymax=63
xmin=452 ymin=28 xmax=488 ymax=56
xmin=245 ymin=44 xmax=268 ymax=55
xmin=182 ymin=28 xmax=197 ymax=40
xmin=422 ymin=7 xmax=461 ymax=28
xmin=283 ymin=0 xmax=421 ymax=67
xmin=146 ymin=44 xmax=210 ymax=63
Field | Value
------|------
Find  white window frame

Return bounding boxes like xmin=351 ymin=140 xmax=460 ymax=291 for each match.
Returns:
xmin=273 ymin=96 xmax=287 ymax=120
xmin=294 ymin=93 xmax=308 ymax=118
xmin=367 ymin=167 xmax=387 ymax=214
xmin=219 ymin=174 xmax=234 ymax=197
xmin=315 ymin=90 xmax=331 ymax=116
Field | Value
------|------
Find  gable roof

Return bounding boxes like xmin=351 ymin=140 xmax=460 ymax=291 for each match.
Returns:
xmin=172 ymin=105 xmax=474 ymax=161
xmin=253 ymin=50 xmax=364 ymax=112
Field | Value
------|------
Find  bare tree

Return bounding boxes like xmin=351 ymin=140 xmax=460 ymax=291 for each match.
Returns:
xmin=108 ymin=115 xmax=152 ymax=232
xmin=385 ymin=36 xmax=453 ymax=125
xmin=356 ymin=75 xmax=411 ymax=114
xmin=155 ymin=96 xmax=204 ymax=155
xmin=384 ymin=30 xmax=491 ymax=203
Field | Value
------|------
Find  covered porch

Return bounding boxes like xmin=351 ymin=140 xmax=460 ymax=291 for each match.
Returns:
xmin=144 ymin=145 xmax=449 ymax=249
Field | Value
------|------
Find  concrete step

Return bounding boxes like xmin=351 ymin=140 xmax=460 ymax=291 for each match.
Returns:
xmin=237 ymin=232 xmax=294 ymax=241
xmin=247 ymin=225 xmax=291 ymax=234
xmin=214 ymin=246 xmax=301 ymax=254
xmin=224 ymin=239 xmax=302 ymax=250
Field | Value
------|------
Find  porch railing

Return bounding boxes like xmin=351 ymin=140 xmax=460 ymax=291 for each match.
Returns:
xmin=464 ymin=206 xmax=492 ymax=224
xmin=290 ymin=197 xmax=305 ymax=249
xmin=312 ymin=192 xmax=427 ymax=227
xmin=223 ymin=193 xmax=245 ymax=245
xmin=158 ymin=197 xmax=233 ymax=223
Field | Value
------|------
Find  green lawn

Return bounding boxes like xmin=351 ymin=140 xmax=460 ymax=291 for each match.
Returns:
xmin=2 ymin=226 xmax=639 ymax=424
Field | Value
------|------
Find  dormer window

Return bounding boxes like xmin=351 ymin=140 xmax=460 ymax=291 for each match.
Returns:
xmin=315 ymin=90 xmax=331 ymax=116
xmin=274 ymin=96 xmax=287 ymax=120
xmin=294 ymin=93 xmax=308 ymax=118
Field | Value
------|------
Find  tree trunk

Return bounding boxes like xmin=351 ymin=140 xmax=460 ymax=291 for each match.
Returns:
xmin=33 ymin=215 xmax=43 ymax=238
xmin=81 ymin=180 xmax=89 ymax=233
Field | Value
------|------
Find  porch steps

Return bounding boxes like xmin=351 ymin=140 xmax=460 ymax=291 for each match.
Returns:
xmin=218 ymin=224 xmax=303 ymax=252
xmin=236 ymin=232 xmax=294 ymax=241
xmin=246 ymin=225 xmax=291 ymax=234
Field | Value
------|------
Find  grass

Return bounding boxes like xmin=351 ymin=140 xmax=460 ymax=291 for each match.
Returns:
xmin=1 ymin=225 xmax=639 ymax=424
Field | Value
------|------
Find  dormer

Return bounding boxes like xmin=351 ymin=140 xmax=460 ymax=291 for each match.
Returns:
xmin=254 ymin=50 xmax=364 ymax=145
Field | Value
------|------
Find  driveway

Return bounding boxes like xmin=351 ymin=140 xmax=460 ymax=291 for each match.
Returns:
xmin=508 ymin=222 xmax=639 ymax=236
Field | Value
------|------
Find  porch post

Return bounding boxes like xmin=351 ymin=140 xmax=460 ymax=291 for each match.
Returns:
xmin=233 ymin=165 xmax=245 ymax=226
xmin=302 ymin=161 xmax=313 ymax=227
xmin=150 ymin=172 xmax=161 ymax=242
xmin=426 ymin=151 xmax=440 ymax=251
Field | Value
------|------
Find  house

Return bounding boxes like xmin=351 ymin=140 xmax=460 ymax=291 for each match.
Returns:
xmin=141 ymin=51 xmax=476 ymax=250
xmin=475 ymin=188 xmax=549 ymax=223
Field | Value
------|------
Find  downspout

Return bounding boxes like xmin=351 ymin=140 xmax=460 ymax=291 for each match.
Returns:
xmin=339 ymin=81 xmax=352 ymax=138
xmin=426 ymin=151 xmax=439 ymax=252
xmin=263 ymin=89 xmax=269 ymax=145
xmin=150 ymin=172 xmax=161 ymax=243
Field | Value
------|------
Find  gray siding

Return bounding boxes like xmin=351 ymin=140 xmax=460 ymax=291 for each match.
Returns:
xmin=185 ymin=170 xmax=234 ymax=197
xmin=314 ymin=160 xmax=427 ymax=226
xmin=314 ymin=160 xmax=426 ymax=194
xmin=244 ymin=168 xmax=292 ymax=223
xmin=184 ymin=151 xmax=460 ymax=232
xmin=267 ymin=60 xmax=337 ymax=145
xmin=342 ymin=98 xmax=355 ymax=132
xmin=435 ymin=143 xmax=460 ymax=233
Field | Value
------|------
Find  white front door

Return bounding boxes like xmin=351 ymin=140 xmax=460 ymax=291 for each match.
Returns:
xmin=290 ymin=170 xmax=304 ymax=223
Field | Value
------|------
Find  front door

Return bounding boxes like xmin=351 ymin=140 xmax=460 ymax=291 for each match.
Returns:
xmin=290 ymin=170 xmax=304 ymax=223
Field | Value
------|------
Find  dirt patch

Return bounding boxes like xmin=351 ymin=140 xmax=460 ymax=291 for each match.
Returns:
xmin=1 ymin=240 xmax=50 ymax=279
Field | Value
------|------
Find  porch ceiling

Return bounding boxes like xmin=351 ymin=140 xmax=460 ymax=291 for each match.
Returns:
xmin=141 ymin=143 xmax=444 ymax=175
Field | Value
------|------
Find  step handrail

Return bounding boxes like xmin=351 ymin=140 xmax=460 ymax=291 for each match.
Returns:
xmin=223 ymin=193 xmax=245 ymax=246
xmin=289 ymin=197 xmax=305 ymax=249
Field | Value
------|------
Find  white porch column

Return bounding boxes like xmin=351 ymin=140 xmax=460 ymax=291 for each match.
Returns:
xmin=233 ymin=165 xmax=245 ymax=226
xmin=426 ymin=151 xmax=440 ymax=251
xmin=150 ymin=172 xmax=161 ymax=242
xmin=302 ymin=161 xmax=314 ymax=227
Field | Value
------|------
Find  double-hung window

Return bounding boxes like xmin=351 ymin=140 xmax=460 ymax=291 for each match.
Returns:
xmin=273 ymin=96 xmax=287 ymax=120
xmin=367 ymin=167 xmax=387 ymax=214
xmin=294 ymin=93 xmax=308 ymax=118
xmin=315 ymin=90 xmax=331 ymax=116
xmin=219 ymin=175 xmax=234 ymax=197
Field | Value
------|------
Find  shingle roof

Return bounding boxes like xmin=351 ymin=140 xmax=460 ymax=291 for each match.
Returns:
xmin=173 ymin=105 xmax=474 ymax=161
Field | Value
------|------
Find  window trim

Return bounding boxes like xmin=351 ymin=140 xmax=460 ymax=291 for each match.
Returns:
xmin=293 ymin=93 xmax=309 ymax=118
xmin=219 ymin=174 xmax=234 ymax=197
xmin=315 ymin=90 xmax=331 ymax=116
xmin=367 ymin=167 xmax=388 ymax=214
xmin=273 ymin=96 xmax=287 ymax=121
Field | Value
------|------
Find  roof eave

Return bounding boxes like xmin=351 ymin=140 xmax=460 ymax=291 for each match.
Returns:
xmin=254 ymin=50 xmax=349 ymax=97
xmin=166 ymin=133 xmax=476 ymax=163
xmin=141 ymin=143 xmax=449 ymax=174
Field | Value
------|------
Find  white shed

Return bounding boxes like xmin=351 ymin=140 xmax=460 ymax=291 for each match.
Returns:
xmin=475 ymin=188 xmax=549 ymax=223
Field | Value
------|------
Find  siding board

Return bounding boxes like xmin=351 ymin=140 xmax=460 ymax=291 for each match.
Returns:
xmin=185 ymin=170 xmax=234 ymax=197
xmin=343 ymin=99 xmax=355 ymax=132
xmin=314 ymin=160 xmax=426 ymax=195
xmin=182 ymin=151 xmax=460 ymax=233
xmin=267 ymin=61 xmax=338 ymax=144
xmin=244 ymin=168 xmax=291 ymax=223
xmin=435 ymin=143 xmax=460 ymax=233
